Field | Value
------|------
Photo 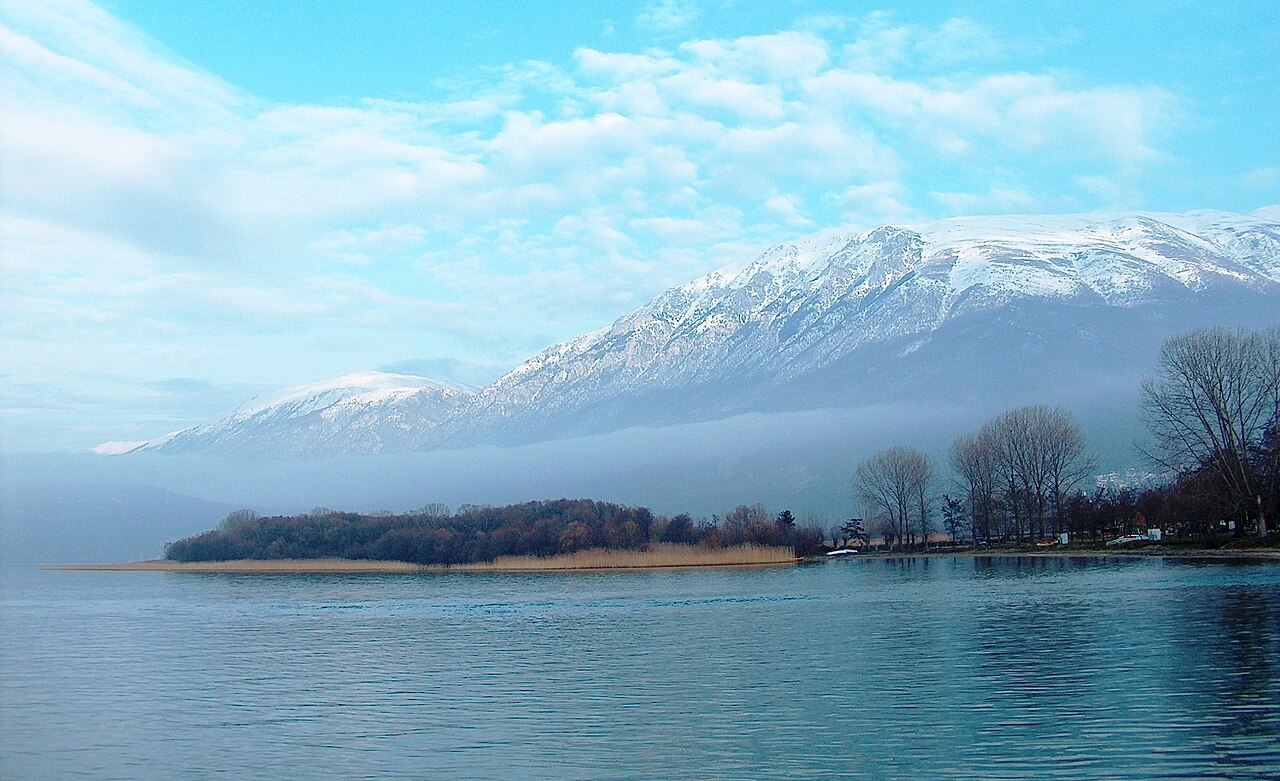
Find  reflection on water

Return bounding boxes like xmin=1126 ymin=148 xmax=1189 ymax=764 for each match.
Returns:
xmin=2 ymin=557 xmax=1278 ymax=780
xmin=1167 ymin=580 xmax=1280 ymax=779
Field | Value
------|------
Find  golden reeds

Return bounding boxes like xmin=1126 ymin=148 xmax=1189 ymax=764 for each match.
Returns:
xmin=436 ymin=544 xmax=798 ymax=572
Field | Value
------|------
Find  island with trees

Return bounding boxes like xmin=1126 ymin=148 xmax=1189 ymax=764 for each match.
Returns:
xmin=160 ymin=498 xmax=826 ymax=570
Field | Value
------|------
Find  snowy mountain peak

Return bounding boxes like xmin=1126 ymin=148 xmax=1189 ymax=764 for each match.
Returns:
xmin=234 ymin=371 xmax=474 ymax=418
xmin=114 ymin=371 xmax=476 ymax=457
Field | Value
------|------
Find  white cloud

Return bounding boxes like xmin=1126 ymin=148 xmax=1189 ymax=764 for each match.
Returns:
xmin=930 ymin=186 xmax=1040 ymax=216
xmin=660 ymin=70 xmax=785 ymax=121
xmin=487 ymin=110 xmax=646 ymax=181
xmin=1243 ymin=167 xmax=1280 ymax=190
xmin=680 ymin=31 xmax=831 ymax=82
xmin=839 ymin=13 xmax=1008 ymax=74
xmin=575 ymin=48 xmax=683 ymax=81
xmin=637 ymin=0 xmax=701 ymax=35
xmin=0 ymin=0 xmax=245 ymax=119
xmin=761 ymin=193 xmax=814 ymax=228
xmin=803 ymin=70 xmax=1178 ymax=169
xmin=921 ymin=18 xmax=1006 ymax=65
xmin=628 ymin=211 xmax=739 ymax=244
xmin=824 ymin=181 xmax=916 ymax=226
xmin=1070 ymin=174 xmax=1143 ymax=210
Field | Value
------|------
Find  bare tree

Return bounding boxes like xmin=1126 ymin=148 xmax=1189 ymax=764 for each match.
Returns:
xmin=950 ymin=406 xmax=1092 ymax=543
xmin=830 ymin=523 xmax=846 ymax=548
xmin=992 ymin=407 xmax=1050 ymax=540
xmin=854 ymin=446 xmax=934 ymax=550
xmin=1141 ymin=327 xmax=1280 ymax=537
xmin=217 ymin=508 xmax=259 ymax=532
xmin=986 ymin=406 xmax=1093 ymax=541
xmin=1038 ymin=408 xmax=1095 ymax=536
xmin=1260 ymin=332 xmax=1280 ymax=529
xmin=950 ymin=431 xmax=1000 ymax=544
xmin=915 ymin=453 xmax=936 ymax=550
xmin=873 ymin=517 xmax=899 ymax=550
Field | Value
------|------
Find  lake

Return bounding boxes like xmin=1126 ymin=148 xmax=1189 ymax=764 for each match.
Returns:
xmin=3 ymin=556 xmax=1279 ymax=780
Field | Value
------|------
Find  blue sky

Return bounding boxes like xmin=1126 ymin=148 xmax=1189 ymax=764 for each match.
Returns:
xmin=1 ymin=0 xmax=1278 ymax=452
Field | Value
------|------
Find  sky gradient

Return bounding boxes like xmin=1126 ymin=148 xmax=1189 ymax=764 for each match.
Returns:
xmin=2 ymin=0 xmax=1278 ymax=452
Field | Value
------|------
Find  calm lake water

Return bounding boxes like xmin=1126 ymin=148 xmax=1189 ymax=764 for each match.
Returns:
xmin=3 ymin=556 xmax=1279 ymax=780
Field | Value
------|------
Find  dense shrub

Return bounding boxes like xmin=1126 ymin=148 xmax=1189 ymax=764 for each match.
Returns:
xmin=165 ymin=499 xmax=820 ymax=565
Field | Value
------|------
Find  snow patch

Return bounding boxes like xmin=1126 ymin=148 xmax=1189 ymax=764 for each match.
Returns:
xmin=91 ymin=440 xmax=151 ymax=455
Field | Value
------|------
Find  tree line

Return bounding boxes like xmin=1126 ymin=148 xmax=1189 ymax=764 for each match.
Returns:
xmin=851 ymin=326 xmax=1279 ymax=549
xmin=164 ymin=498 xmax=827 ymax=565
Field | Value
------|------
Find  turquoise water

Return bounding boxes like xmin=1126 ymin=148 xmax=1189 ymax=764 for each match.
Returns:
xmin=3 ymin=556 xmax=1279 ymax=780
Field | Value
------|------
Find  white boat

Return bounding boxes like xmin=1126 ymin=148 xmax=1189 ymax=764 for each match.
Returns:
xmin=1105 ymin=534 xmax=1148 ymax=547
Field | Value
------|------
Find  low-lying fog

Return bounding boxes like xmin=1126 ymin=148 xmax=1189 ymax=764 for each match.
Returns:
xmin=1 ymin=395 xmax=1145 ymax=564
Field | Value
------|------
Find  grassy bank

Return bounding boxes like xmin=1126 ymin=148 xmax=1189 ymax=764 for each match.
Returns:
xmin=46 ymin=544 xmax=799 ymax=574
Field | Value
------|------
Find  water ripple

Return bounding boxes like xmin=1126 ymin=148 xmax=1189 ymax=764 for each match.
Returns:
xmin=2 ymin=558 xmax=1278 ymax=780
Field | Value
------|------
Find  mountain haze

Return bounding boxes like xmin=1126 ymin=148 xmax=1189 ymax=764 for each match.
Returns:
xmin=107 ymin=210 xmax=1280 ymax=458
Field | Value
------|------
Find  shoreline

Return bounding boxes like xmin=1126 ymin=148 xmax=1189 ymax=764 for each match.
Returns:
xmin=46 ymin=558 xmax=427 ymax=574
xmin=832 ymin=546 xmax=1280 ymax=562
xmin=44 ymin=545 xmax=801 ymax=574
xmin=43 ymin=545 xmax=1280 ymax=573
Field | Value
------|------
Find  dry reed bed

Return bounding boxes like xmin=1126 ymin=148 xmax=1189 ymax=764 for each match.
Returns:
xmin=436 ymin=544 xmax=798 ymax=572
xmin=47 ymin=545 xmax=799 ymax=574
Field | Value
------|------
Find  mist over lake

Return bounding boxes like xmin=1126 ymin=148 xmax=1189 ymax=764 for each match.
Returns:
xmin=1 ymin=399 xmax=1147 ymax=565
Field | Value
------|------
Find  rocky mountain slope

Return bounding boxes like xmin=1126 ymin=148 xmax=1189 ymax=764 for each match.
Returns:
xmin=424 ymin=209 xmax=1280 ymax=444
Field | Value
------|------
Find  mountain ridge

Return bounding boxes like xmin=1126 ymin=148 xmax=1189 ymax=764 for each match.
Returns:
xmin=106 ymin=372 xmax=475 ymax=457
xmin=103 ymin=208 xmax=1280 ymax=458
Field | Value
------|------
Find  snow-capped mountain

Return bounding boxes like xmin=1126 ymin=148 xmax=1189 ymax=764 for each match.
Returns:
xmin=423 ymin=209 xmax=1280 ymax=445
xmin=103 ymin=372 xmax=474 ymax=458
xmin=102 ymin=209 xmax=1280 ymax=457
